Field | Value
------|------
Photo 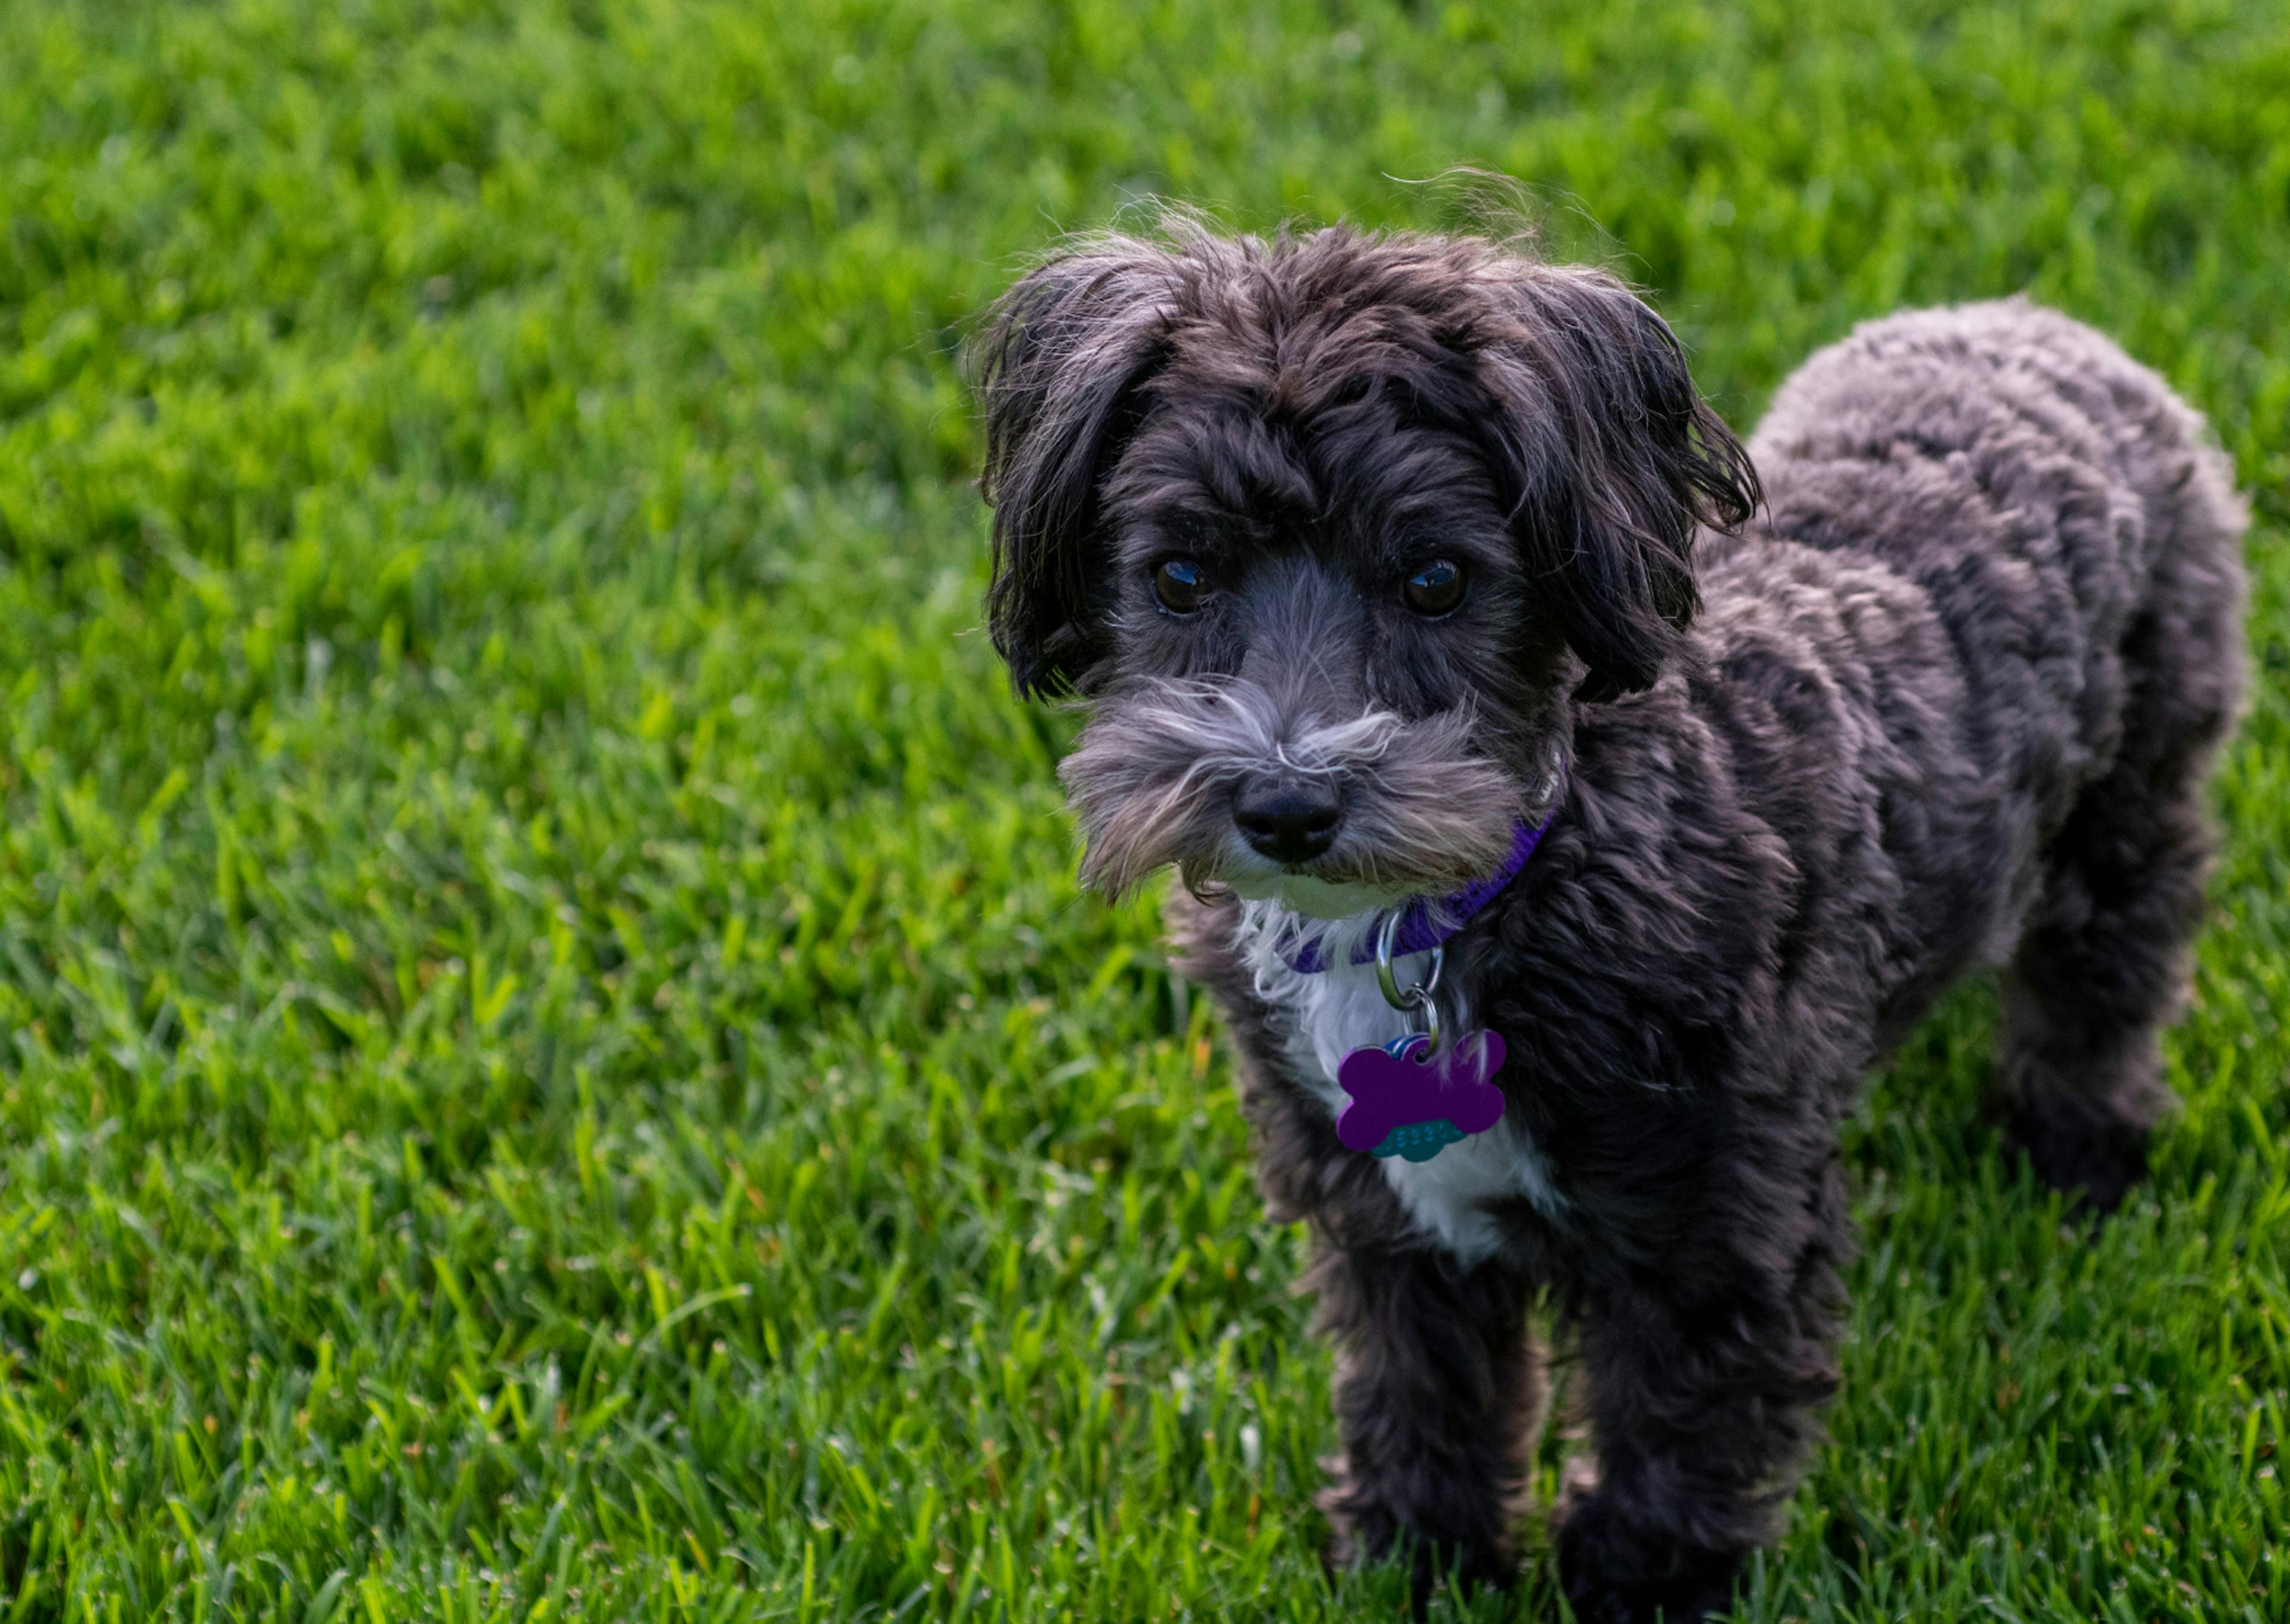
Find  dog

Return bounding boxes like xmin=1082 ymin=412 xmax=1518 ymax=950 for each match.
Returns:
xmin=968 ymin=218 xmax=2247 ymax=1621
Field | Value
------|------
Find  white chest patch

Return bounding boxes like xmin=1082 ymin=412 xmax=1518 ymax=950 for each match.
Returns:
xmin=1231 ymin=901 xmax=1567 ymax=1267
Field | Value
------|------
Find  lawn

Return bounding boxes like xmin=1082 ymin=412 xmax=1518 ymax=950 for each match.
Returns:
xmin=2 ymin=0 xmax=2288 ymax=1618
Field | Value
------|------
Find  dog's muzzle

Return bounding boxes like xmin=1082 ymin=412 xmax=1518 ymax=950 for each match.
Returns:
xmin=1056 ymin=678 xmax=1525 ymax=903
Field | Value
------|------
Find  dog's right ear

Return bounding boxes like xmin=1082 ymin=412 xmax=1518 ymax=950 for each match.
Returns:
xmin=971 ymin=244 xmax=1178 ymax=698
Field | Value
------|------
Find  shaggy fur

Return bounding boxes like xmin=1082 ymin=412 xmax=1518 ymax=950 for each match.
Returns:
xmin=970 ymin=220 xmax=2247 ymax=1622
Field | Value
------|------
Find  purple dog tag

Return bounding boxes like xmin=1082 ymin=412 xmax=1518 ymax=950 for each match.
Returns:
xmin=1335 ymin=1031 xmax=1508 ymax=1162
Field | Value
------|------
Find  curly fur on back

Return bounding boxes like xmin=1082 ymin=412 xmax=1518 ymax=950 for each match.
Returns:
xmin=971 ymin=223 xmax=2248 ymax=1622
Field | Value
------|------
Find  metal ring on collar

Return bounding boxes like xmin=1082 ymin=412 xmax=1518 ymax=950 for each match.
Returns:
xmin=1373 ymin=913 xmax=1443 ymax=1052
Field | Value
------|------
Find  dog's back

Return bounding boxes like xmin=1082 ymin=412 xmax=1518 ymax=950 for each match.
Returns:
xmin=1747 ymin=300 xmax=2245 ymax=788
xmin=1702 ymin=297 xmax=2246 ymax=1187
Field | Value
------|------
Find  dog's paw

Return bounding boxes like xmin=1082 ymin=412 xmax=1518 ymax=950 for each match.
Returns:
xmin=2000 ymin=1106 xmax=2150 ymax=1214
xmin=1317 ymin=1470 xmax=1517 ymax=1607
xmin=1556 ymin=1493 xmax=1743 ymax=1624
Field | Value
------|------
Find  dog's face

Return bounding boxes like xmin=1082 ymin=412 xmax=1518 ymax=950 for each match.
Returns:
xmin=973 ymin=225 xmax=1755 ymax=915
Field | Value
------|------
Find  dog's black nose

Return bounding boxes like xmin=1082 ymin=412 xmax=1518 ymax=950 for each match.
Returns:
xmin=1234 ymin=780 xmax=1341 ymax=864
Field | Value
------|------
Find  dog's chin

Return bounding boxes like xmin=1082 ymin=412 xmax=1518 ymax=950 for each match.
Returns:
xmin=1216 ymin=867 xmax=1412 ymax=921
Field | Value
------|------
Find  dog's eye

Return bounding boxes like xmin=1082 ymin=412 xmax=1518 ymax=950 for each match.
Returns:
xmin=1153 ymin=557 xmax=1208 ymax=614
xmin=1403 ymin=559 xmax=1466 ymax=618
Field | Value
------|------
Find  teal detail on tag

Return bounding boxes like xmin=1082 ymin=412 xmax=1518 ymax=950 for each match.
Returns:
xmin=1369 ymin=1118 xmax=1466 ymax=1163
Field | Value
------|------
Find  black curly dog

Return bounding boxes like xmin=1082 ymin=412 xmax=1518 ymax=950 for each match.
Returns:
xmin=970 ymin=219 xmax=2246 ymax=1620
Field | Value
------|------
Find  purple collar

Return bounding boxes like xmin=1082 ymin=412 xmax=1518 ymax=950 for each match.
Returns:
xmin=1283 ymin=810 xmax=1555 ymax=974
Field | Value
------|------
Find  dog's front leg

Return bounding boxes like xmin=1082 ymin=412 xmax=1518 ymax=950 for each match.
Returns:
xmin=1556 ymin=1164 xmax=1852 ymax=1624
xmin=1307 ymin=1236 xmax=1542 ymax=1600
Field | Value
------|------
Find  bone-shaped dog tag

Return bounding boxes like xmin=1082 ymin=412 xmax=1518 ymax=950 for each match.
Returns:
xmin=1335 ymin=1030 xmax=1508 ymax=1162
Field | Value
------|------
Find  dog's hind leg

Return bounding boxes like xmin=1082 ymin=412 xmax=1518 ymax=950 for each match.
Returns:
xmin=1308 ymin=1241 xmax=1542 ymax=1600
xmin=1992 ymin=473 xmax=2246 ymax=1211
xmin=1993 ymin=796 xmax=2206 ymax=1210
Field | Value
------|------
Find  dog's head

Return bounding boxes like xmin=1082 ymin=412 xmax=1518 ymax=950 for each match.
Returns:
xmin=973 ymin=222 xmax=1755 ymax=915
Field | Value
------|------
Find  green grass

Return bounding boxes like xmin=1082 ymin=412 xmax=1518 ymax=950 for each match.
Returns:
xmin=2 ymin=0 xmax=2287 ymax=1617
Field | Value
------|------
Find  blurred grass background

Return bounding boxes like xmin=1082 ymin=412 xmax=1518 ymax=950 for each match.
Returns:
xmin=2 ymin=1 xmax=2288 ymax=1618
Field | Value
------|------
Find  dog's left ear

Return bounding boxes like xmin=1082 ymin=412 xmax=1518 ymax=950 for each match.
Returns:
xmin=970 ymin=243 xmax=1179 ymax=698
xmin=1470 ymin=264 xmax=1759 ymax=702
